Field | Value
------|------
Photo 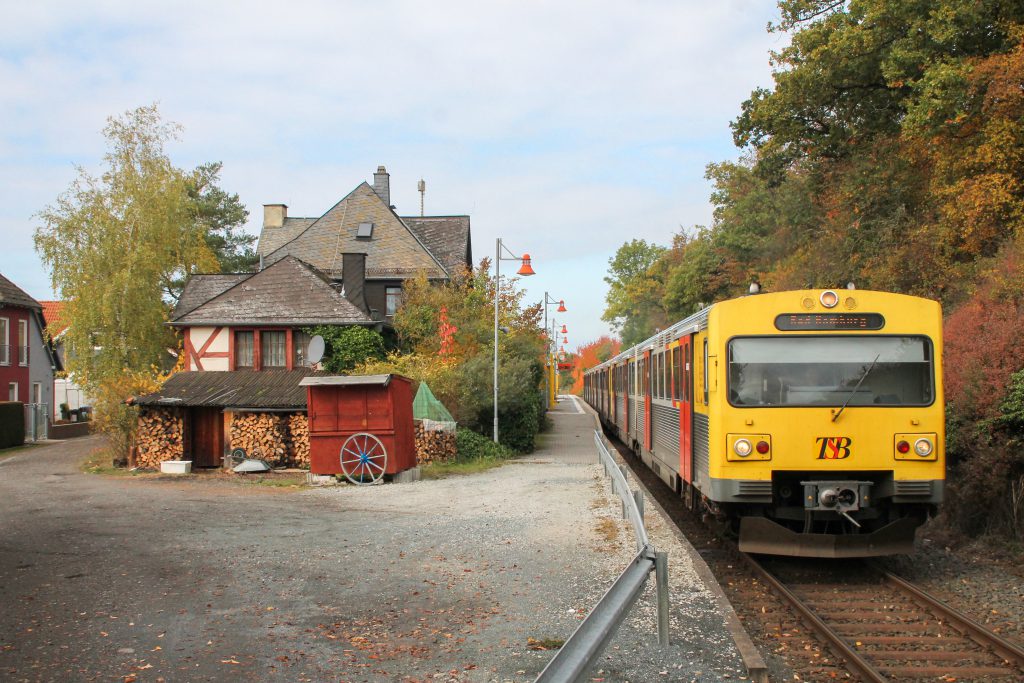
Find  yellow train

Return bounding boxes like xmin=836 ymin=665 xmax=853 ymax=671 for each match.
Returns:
xmin=583 ymin=288 xmax=944 ymax=557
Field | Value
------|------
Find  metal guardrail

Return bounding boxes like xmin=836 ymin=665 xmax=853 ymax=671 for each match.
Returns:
xmin=535 ymin=431 xmax=669 ymax=683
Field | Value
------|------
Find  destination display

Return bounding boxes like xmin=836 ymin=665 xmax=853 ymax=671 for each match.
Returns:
xmin=775 ymin=313 xmax=885 ymax=331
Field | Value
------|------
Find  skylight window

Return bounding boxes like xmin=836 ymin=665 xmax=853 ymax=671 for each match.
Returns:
xmin=356 ymin=222 xmax=374 ymax=238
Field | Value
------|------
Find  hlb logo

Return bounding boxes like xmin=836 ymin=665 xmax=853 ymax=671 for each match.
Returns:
xmin=816 ymin=437 xmax=852 ymax=459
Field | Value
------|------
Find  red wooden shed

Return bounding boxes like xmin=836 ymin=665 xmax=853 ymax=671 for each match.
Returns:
xmin=299 ymin=374 xmax=416 ymax=481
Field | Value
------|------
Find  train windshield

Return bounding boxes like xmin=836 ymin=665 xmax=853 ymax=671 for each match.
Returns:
xmin=727 ymin=336 xmax=933 ymax=407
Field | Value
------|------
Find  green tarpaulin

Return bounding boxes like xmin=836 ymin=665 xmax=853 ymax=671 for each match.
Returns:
xmin=413 ymin=382 xmax=455 ymax=423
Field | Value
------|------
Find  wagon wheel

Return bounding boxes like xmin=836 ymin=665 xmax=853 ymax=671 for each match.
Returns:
xmin=339 ymin=433 xmax=388 ymax=485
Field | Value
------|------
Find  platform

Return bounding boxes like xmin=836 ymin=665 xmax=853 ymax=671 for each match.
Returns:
xmin=307 ymin=393 xmax=750 ymax=681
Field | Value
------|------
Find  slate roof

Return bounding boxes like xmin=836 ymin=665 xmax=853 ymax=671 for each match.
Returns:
xmin=402 ymin=216 xmax=472 ymax=275
xmin=173 ymin=273 xmax=253 ymax=319
xmin=0 ymin=273 xmax=41 ymax=310
xmin=256 ymin=217 xmax=317 ymax=256
xmin=262 ymin=183 xmax=449 ymax=280
xmin=132 ymin=369 xmax=326 ymax=409
xmin=170 ymin=256 xmax=374 ymax=326
xmin=38 ymin=301 xmax=68 ymax=337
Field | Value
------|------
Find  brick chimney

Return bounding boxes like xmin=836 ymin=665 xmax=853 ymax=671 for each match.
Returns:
xmin=263 ymin=204 xmax=287 ymax=229
xmin=372 ymin=166 xmax=390 ymax=206
xmin=342 ymin=253 xmax=370 ymax=316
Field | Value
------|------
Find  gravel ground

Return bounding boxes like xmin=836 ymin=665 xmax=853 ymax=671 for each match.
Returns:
xmin=0 ymin=405 xmax=750 ymax=683
xmin=879 ymin=524 xmax=1024 ymax=648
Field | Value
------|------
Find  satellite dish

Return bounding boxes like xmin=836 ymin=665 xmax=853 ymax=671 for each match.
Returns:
xmin=307 ymin=335 xmax=325 ymax=366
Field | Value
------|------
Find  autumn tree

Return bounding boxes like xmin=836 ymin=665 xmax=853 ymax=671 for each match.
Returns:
xmin=34 ymin=104 xmax=236 ymax=460
xmin=602 ymin=239 xmax=668 ymax=347
xmin=567 ymin=336 xmax=621 ymax=395
xmin=360 ymin=259 xmax=547 ymax=452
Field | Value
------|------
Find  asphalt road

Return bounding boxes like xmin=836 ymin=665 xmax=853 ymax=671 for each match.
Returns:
xmin=0 ymin=426 xmax=747 ymax=683
xmin=0 ymin=436 xmax=631 ymax=683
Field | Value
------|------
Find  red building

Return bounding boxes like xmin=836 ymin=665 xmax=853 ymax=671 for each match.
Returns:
xmin=0 ymin=273 xmax=61 ymax=416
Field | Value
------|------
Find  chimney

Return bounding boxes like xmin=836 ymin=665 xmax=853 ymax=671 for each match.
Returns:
xmin=341 ymin=253 xmax=370 ymax=316
xmin=372 ymin=166 xmax=390 ymax=206
xmin=263 ymin=204 xmax=287 ymax=229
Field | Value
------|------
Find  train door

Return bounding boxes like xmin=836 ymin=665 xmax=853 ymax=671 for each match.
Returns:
xmin=677 ymin=338 xmax=693 ymax=483
xmin=643 ymin=350 xmax=652 ymax=452
xmin=618 ymin=360 xmax=626 ymax=436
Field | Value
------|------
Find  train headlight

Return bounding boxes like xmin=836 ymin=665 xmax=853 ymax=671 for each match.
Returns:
xmin=728 ymin=434 xmax=772 ymax=461
xmin=894 ymin=433 xmax=938 ymax=461
xmin=820 ymin=290 xmax=839 ymax=308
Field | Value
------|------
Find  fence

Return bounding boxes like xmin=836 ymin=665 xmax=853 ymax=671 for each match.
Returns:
xmin=24 ymin=403 xmax=48 ymax=441
xmin=535 ymin=430 xmax=669 ymax=683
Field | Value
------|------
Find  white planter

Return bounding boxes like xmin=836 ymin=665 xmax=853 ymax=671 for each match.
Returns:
xmin=161 ymin=460 xmax=192 ymax=474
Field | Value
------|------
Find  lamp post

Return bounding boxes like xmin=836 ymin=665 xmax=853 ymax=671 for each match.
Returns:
xmin=542 ymin=293 xmax=567 ymax=409
xmin=493 ymin=238 xmax=535 ymax=443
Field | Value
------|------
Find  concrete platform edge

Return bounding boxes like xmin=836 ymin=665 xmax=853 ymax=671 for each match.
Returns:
xmin=577 ymin=401 xmax=770 ymax=683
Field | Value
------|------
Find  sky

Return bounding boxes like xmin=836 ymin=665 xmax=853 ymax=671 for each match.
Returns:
xmin=1 ymin=1 xmax=784 ymax=347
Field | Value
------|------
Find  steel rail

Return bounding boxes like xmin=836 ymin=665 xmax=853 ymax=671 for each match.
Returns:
xmin=738 ymin=552 xmax=888 ymax=683
xmin=877 ymin=567 xmax=1024 ymax=669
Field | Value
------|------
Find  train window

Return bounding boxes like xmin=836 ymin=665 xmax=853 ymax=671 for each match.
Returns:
xmin=727 ymin=336 xmax=935 ymax=407
xmin=686 ymin=341 xmax=693 ymax=402
xmin=660 ymin=353 xmax=667 ymax=399
xmin=672 ymin=346 xmax=682 ymax=400
xmin=703 ymin=339 xmax=709 ymax=405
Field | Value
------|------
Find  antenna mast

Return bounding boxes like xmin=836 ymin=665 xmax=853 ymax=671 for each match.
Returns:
xmin=417 ymin=179 xmax=426 ymax=217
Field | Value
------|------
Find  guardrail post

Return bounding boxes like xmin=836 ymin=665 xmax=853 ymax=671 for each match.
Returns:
xmin=656 ymin=551 xmax=670 ymax=646
xmin=633 ymin=490 xmax=644 ymax=522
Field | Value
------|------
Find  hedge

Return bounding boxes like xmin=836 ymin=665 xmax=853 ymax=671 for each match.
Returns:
xmin=0 ymin=402 xmax=25 ymax=449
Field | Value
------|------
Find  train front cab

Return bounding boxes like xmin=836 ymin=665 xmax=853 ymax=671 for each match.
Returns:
xmin=704 ymin=290 xmax=945 ymax=558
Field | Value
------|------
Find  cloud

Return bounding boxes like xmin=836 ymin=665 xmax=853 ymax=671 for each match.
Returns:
xmin=2 ymin=0 xmax=782 ymax=342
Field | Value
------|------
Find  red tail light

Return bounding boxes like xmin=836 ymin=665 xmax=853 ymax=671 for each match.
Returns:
xmin=756 ymin=440 xmax=770 ymax=454
xmin=897 ymin=440 xmax=910 ymax=453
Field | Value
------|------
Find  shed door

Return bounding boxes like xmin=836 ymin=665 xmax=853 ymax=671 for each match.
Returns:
xmin=190 ymin=408 xmax=223 ymax=468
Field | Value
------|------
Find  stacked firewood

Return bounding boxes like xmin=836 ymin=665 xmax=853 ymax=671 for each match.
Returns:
xmin=288 ymin=413 xmax=310 ymax=468
xmin=414 ymin=420 xmax=457 ymax=464
xmin=230 ymin=412 xmax=292 ymax=466
xmin=135 ymin=408 xmax=184 ymax=467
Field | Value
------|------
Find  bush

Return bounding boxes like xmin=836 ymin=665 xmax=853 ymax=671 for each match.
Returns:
xmin=0 ymin=402 xmax=25 ymax=448
xmin=309 ymin=325 xmax=386 ymax=373
xmin=455 ymin=427 xmax=515 ymax=461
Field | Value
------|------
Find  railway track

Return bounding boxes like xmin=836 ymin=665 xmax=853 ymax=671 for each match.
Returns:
xmin=603 ymin=427 xmax=1024 ymax=682
xmin=743 ymin=554 xmax=1024 ymax=681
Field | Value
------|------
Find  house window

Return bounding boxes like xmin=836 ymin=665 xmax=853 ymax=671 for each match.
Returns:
xmin=32 ymin=382 xmax=41 ymax=404
xmin=261 ymin=331 xmax=287 ymax=368
xmin=8 ymin=382 xmax=16 ymax=401
xmin=356 ymin=222 xmax=374 ymax=238
xmin=18 ymin=319 xmax=28 ymax=365
xmin=293 ymin=331 xmax=311 ymax=368
xmin=235 ymin=331 xmax=254 ymax=369
xmin=386 ymin=287 xmax=403 ymax=317
xmin=0 ymin=317 xmax=8 ymax=365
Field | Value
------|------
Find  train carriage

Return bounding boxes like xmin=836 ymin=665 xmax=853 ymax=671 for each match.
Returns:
xmin=585 ymin=288 xmax=944 ymax=558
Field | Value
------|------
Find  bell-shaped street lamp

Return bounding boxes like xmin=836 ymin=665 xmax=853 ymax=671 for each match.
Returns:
xmin=494 ymin=238 xmax=534 ymax=443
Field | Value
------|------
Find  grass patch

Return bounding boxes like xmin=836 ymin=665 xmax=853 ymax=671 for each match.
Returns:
xmin=419 ymin=428 xmax=521 ymax=479
xmin=526 ymin=637 xmax=565 ymax=651
xmin=239 ymin=474 xmax=308 ymax=489
xmin=0 ymin=442 xmax=41 ymax=460
xmin=595 ymin=516 xmax=620 ymax=544
xmin=80 ymin=448 xmax=145 ymax=476
xmin=421 ymin=456 xmax=506 ymax=479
